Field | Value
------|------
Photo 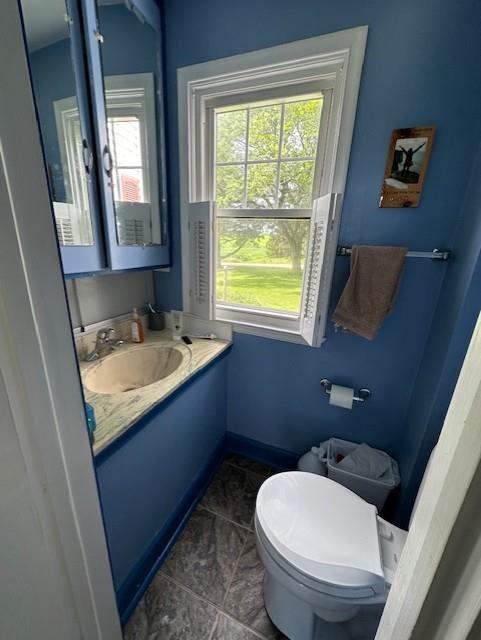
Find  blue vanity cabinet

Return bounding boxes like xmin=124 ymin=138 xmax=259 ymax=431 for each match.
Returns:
xmin=81 ymin=0 xmax=170 ymax=270
xmin=95 ymin=352 xmax=229 ymax=620
xmin=20 ymin=0 xmax=169 ymax=275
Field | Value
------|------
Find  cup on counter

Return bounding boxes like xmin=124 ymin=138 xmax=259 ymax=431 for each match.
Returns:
xmin=148 ymin=311 xmax=165 ymax=331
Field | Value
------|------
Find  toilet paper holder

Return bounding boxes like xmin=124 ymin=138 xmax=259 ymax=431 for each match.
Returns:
xmin=320 ymin=379 xmax=371 ymax=403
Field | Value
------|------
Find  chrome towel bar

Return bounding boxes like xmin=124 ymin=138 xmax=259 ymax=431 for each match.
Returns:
xmin=337 ymin=246 xmax=451 ymax=261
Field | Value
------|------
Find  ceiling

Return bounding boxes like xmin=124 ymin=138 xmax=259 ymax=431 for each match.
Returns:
xmin=21 ymin=0 xmax=68 ymax=51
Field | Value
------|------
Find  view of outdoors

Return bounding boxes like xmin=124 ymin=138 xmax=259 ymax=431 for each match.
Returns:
xmin=108 ymin=115 xmax=146 ymax=203
xmin=215 ymin=97 xmax=323 ymax=314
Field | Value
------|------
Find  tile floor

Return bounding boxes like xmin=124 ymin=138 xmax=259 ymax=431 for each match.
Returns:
xmin=123 ymin=454 xmax=382 ymax=640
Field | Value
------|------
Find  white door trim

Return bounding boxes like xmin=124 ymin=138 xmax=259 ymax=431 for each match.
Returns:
xmin=0 ymin=3 xmax=121 ymax=638
xmin=377 ymin=311 xmax=481 ymax=639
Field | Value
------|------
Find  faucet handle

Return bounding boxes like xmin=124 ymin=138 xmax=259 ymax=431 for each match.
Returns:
xmin=96 ymin=327 xmax=114 ymax=343
xmin=107 ymin=328 xmax=123 ymax=345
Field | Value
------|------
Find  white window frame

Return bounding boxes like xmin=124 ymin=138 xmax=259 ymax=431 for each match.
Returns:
xmin=178 ymin=27 xmax=367 ymax=345
xmin=104 ymin=74 xmax=155 ymax=206
xmin=210 ymin=88 xmax=332 ymax=214
xmin=211 ymin=87 xmax=331 ymax=336
xmin=54 ymin=72 xmax=160 ymax=246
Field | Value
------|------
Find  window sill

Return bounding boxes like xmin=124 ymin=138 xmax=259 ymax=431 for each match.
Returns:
xmin=216 ymin=307 xmax=317 ymax=345
xmin=231 ymin=321 xmax=309 ymax=344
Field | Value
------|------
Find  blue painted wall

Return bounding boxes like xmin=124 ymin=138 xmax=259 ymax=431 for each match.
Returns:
xmin=98 ymin=4 xmax=157 ymax=76
xmin=95 ymin=356 xmax=228 ymax=594
xmin=29 ymin=38 xmax=76 ymax=201
xmin=154 ymin=0 xmax=481 ymax=517
xmin=395 ymin=140 xmax=481 ymax=524
xmin=225 ymin=258 xmax=443 ymax=457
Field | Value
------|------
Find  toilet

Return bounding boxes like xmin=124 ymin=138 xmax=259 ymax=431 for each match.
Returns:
xmin=255 ymin=452 xmax=435 ymax=640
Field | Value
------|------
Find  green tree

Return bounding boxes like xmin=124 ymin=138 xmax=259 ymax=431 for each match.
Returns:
xmin=218 ymin=219 xmax=263 ymax=262
xmin=265 ymin=221 xmax=308 ymax=274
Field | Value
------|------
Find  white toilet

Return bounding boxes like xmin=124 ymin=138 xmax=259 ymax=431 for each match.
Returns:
xmin=255 ymin=456 xmax=433 ymax=640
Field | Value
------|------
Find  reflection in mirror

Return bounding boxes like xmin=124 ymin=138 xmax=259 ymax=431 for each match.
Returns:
xmin=21 ymin=0 xmax=95 ymax=246
xmin=97 ymin=1 xmax=164 ymax=247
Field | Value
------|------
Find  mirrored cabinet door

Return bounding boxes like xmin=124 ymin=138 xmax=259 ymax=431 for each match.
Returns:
xmin=20 ymin=0 xmax=106 ymax=274
xmin=83 ymin=0 xmax=169 ymax=270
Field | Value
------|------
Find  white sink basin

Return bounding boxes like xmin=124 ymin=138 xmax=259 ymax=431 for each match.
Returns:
xmin=83 ymin=345 xmax=183 ymax=394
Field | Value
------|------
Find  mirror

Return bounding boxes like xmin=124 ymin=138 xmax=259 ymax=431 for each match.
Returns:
xmin=97 ymin=1 xmax=165 ymax=246
xmin=20 ymin=0 xmax=96 ymax=247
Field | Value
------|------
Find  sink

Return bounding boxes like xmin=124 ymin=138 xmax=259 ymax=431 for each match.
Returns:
xmin=83 ymin=345 xmax=183 ymax=394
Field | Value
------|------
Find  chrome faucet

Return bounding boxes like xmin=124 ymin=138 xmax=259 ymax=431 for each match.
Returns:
xmin=85 ymin=327 xmax=124 ymax=361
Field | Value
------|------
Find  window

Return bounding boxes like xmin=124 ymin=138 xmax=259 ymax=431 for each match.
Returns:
xmin=215 ymin=96 xmax=324 ymax=318
xmin=108 ymin=115 xmax=146 ymax=204
xmin=53 ymin=99 xmax=93 ymax=245
xmin=54 ymin=73 xmax=157 ymax=246
xmin=179 ymin=27 xmax=367 ymax=345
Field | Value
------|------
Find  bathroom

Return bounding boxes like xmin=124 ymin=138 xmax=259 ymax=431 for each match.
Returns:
xmin=1 ymin=0 xmax=481 ymax=638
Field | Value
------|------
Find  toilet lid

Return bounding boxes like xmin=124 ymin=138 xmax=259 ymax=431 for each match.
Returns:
xmin=256 ymin=472 xmax=385 ymax=593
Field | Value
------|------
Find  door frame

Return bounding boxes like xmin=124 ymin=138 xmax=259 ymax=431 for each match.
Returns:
xmin=377 ymin=311 xmax=481 ymax=638
xmin=0 ymin=2 xmax=121 ymax=637
xmin=4 ymin=0 xmax=481 ymax=636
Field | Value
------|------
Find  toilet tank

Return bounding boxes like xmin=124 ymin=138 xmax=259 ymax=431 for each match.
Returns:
xmin=409 ymin=446 xmax=437 ymax=529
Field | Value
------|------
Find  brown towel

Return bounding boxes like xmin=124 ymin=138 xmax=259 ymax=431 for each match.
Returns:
xmin=332 ymin=245 xmax=408 ymax=340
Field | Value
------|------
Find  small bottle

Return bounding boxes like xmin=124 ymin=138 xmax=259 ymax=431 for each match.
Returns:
xmin=85 ymin=403 xmax=96 ymax=445
xmin=171 ymin=310 xmax=183 ymax=341
xmin=131 ymin=307 xmax=145 ymax=343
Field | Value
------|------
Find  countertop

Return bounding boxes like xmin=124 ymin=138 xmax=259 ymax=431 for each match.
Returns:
xmin=80 ymin=330 xmax=231 ymax=455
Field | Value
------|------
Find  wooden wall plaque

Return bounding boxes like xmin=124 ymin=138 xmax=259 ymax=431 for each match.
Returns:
xmin=379 ymin=126 xmax=435 ymax=208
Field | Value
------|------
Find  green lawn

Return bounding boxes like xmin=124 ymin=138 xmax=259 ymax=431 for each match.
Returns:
xmin=219 ymin=234 xmax=292 ymax=265
xmin=216 ymin=265 xmax=303 ymax=313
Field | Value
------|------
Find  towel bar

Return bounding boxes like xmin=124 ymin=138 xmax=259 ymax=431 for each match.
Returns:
xmin=337 ymin=246 xmax=451 ymax=261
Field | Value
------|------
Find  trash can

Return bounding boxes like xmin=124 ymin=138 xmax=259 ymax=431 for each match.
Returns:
xmin=327 ymin=438 xmax=400 ymax=511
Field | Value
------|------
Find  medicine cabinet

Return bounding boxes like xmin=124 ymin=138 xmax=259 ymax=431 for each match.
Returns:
xmin=20 ymin=0 xmax=169 ymax=275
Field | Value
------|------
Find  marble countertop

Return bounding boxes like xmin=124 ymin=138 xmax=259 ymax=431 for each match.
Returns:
xmin=80 ymin=330 xmax=231 ymax=456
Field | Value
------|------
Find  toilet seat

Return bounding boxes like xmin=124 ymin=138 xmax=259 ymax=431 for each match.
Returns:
xmin=256 ymin=472 xmax=386 ymax=596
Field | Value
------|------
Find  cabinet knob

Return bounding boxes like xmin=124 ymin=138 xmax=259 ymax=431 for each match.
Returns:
xmin=82 ymin=139 xmax=93 ymax=175
xmin=102 ymin=144 xmax=113 ymax=178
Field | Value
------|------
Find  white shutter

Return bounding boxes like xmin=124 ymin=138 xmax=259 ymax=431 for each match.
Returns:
xmin=300 ymin=193 xmax=341 ymax=347
xmin=188 ymin=201 xmax=215 ymax=320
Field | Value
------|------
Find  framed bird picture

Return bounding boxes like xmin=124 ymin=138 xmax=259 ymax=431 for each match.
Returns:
xmin=379 ymin=126 xmax=435 ymax=208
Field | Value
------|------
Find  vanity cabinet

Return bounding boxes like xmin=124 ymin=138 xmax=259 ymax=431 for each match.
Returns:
xmin=20 ymin=0 xmax=169 ymax=275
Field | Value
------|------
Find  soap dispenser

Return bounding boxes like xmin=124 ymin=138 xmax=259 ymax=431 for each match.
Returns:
xmin=131 ymin=307 xmax=145 ymax=343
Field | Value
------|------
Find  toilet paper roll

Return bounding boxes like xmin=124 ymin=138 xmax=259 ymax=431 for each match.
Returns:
xmin=329 ymin=384 xmax=354 ymax=409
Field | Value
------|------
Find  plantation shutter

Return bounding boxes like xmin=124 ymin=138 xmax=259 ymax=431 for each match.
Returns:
xmin=300 ymin=193 xmax=341 ymax=347
xmin=188 ymin=201 xmax=215 ymax=320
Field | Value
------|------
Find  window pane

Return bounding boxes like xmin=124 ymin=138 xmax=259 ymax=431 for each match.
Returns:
xmin=216 ymin=110 xmax=247 ymax=163
xmin=217 ymin=218 xmax=309 ymax=313
xmin=108 ymin=117 xmax=142 ymax=166
xmin=248 ymin=104 xmax=281 ymax=160
xmin=22 ymin=0 xmax=96 ymax=247
xmin=282 ymin=99 xmax=323 ymax=158
xmin=113 ymin=168 xmax=145 ymax=203
xmin=216 ymin=165 xmax=245 ymax=208
xmin=246 ymin=163 xmax=277 ymax=208
xmin=279 ymin=161 xmax=315 ymax=208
